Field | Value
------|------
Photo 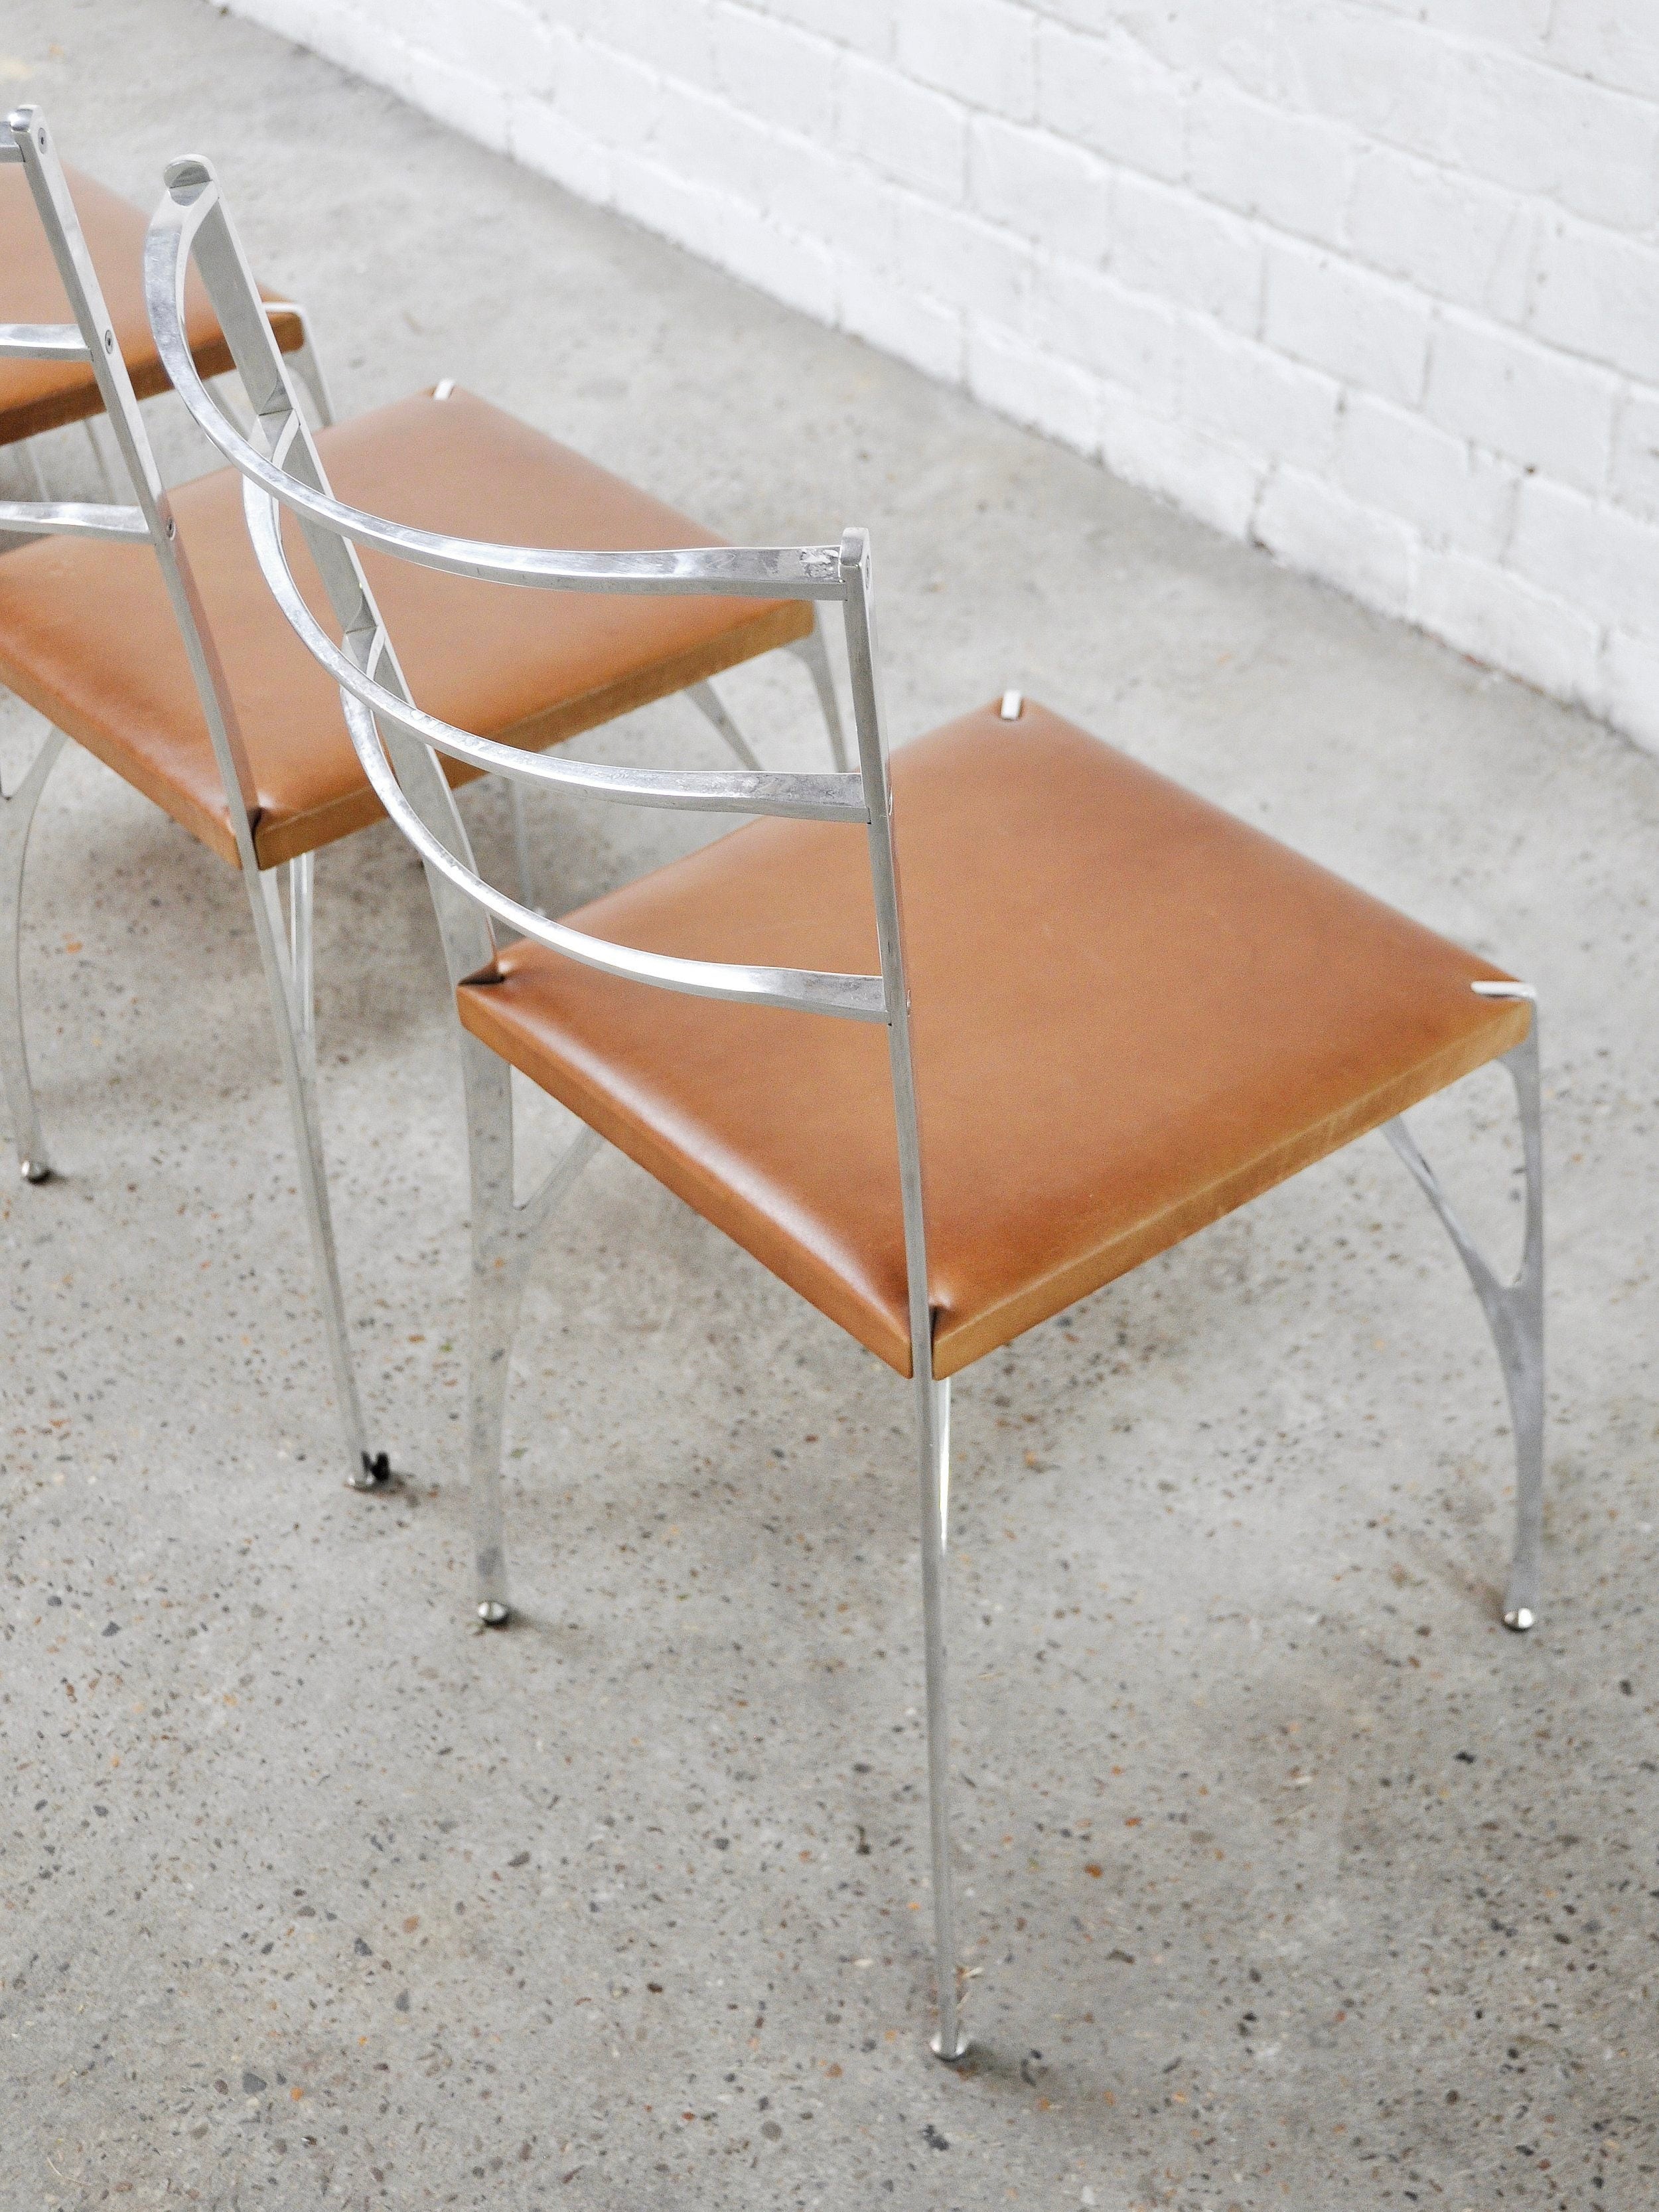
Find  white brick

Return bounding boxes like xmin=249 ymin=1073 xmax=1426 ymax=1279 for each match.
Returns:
xmin=508 ymin=93 xmax=614 ymax=204
xmin=1178 ymin=318 xmax=1342 ymax=470
xmin=968 ymin=118 xmax=1114 ymax=265
xmin=893 ymin=195 xmax=1036 ymax=331
xmin=1347 ymin=147 xmax=1534 ymax=323
xmin=1188 ymin=80 xmax=1355 ymax=249
xmin=839 ymin=56 xmax=968 ymax=200
xmin=737 ymin=0 xmax=893 ymax=62
xmin=1414 ymin=548 xmax=1602 ymax=703
xmin=1530 ymin=214 xmax=1659 ymax=385
xmin=1509 ymin=477 xmax=1659 ymax=638
xmin=1109 ymin=0 xmax=1275 ymax=96
xmin=1611 ymin=389 xmax=1659 ymax=526
xmin=557 ymin=38 xmax=662 ymax=148
xmin=609 ymin=151 xmax=724 ymax=263
xmin=1598 ymin=628 xmax=1659 ymax=753
xmin=1263 ymin=245 xmax=1431 ymax=407
xmin=838 ymin=261 xmax=963 ymax=382
xmin=587 ymin=0 xmax=715 ymax=90
xmin=1112 ymin=175 xmax=1263 ymax=338
xmin=1548 ymin=1 xmax=1659 ymax=104
xmin=392 ymin=42 xmax=510 ymax=148
xmin=1033 ymin=267 xmax=1180 ymax=400
xmin=652 ymin=83 xmax=774 ymax=206
xmin=898 ymin=0 xmax=1037 ymax=122
xmin=434 ymin=0 xmax=553 ymax=93
xmin=719 ymin=202 xmax=837 ymax=321
xmin=1273 ymin=3 xmax=1453 ymax=162
xmin=1335 ymin=391 xmax=1517 ymax=557
xmin=1425 ymin=315 xmax=1617 ymax=493
xmin=966 ymin=323 xmax=1098 ymax=453
xmin=1035 ymin=21 xmax=1186 ymax=183
xmin=1448 ymin=47 xmax=1659 ymax=234
xmin=712 ymin=6 xmax=835 ymax=139
xmin=1098 ymin=391 xmax=1264 ymax=538
xmin=1254 ymin=467 xmax=1417 ymax=618
xmin=1413 ymin=0 xmax=1551 ymax=45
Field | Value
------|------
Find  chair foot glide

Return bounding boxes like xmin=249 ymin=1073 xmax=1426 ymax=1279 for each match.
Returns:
xmin=351 ymin=1449 xmax=394 ymax=1489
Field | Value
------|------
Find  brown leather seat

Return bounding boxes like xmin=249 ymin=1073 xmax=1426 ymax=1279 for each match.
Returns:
xmin=458 ymin=700 xmax=1529 ymax=1379
xmin=0 ymin=386 xmax=811 ymax=868
xmin=0 ymin=161 xmax=304 ymax=447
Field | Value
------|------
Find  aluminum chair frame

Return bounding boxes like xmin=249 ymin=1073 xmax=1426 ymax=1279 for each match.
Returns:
xmin=2 ymin=107 xmax=842 ymax=1496
xmin=150 ymin=152 xmax=1545 ymax=2065
xmin=0 ymin=108 xmax=392 ymax=1483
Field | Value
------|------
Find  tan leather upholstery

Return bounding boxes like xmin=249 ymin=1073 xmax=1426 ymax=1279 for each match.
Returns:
xmin=458 ymin=701 xmax=1531 ymax=1380
xmin=0 ymin=387 xmax=811 ymax=868
xmin=0 ymin=162 xmax=303 ymax=447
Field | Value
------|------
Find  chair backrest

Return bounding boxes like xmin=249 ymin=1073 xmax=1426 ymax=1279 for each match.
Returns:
xmin=145 ymin=152 xmax=942 ymax=1380
xmin=0 ymin=106 xmax=277 ymax=879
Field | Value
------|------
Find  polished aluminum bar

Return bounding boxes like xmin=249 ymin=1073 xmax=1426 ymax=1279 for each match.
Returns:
xmin=0 ymin=499 xmax=149 ymax=542
xmin=0 ymin=725 xmax=66 ymax=1181
xmin=0 ymin=321 xmax=90 ymax=358
xmin=344 ymin=682 xmax=885 ymax=1022
xmin=839 ymin=526 xmax=967 ymax=2063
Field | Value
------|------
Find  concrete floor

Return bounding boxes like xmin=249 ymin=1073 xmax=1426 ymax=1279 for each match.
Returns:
xmin=3 ymin=3 xmax=1657 ymax=2207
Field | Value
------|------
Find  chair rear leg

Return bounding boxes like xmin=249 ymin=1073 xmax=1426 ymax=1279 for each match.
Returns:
xmin=249 ymin=859 xmax=388 ymax=1490
xmin=458 ymin=1028 xmax=599 ymax=1625
xmin=786 ymin=611 xmax=849 ymax=773
xmin=1383 ymin=1003 xmax=1544 ymax=1630
xmin=462 ymin=1033 xmax=520 ymax=1624
xmin=504 ymin=777 xmax=544 ymax=916
xmin=0 ymin=727 xmax=66 ymax=1182
xmin=916 ymin=1366 xmax=968 ymax=2061
xmin=687 ymin=680 xmax=762 ymax=771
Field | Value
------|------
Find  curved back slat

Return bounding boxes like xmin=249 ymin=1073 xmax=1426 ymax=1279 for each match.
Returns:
xmin=240 ymin=481 xmax=867 ymax=826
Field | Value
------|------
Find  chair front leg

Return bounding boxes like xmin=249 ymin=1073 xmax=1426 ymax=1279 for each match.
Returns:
xmin=1384 ymin=1003 xmax=1544 ymax=1630
xmin=916 ymin=1363 xmax=968 ymax=2061
xmin=0 ymin=725 xmax=66 ymax=1182
xmin=247 ymin=856 xmax=387 ymax=1489
xmin=459 ymin=1026 xmax=599 ymax=1626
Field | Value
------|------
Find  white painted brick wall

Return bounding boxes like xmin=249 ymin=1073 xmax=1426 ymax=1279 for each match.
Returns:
xmin=215 ymin=0 xmax=1659 ymax=747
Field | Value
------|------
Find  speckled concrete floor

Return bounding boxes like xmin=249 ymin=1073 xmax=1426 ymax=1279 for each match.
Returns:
xmin=3 ymin=5 xmax=1657 ymax=2208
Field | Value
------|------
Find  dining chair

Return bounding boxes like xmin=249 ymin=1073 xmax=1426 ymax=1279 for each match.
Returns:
xmin=0 ymin=140 xmax=330 ymax=491
xmin=0 ymin=106 xmax=845 ymax=1492
xmin=153 ymin=151 xmax=1545 ymax=2063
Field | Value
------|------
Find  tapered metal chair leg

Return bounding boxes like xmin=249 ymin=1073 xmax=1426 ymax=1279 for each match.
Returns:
xmin=0 ymin=727 xmax=66 ymax=1183
xmin=788 ymin=612 xmax=849 ymax=773
xmin=1384 ymin=1005 xmax=1544 ymax=1631
xmin=463 ymin=1034 xmax=520 ymax=1624
xmin=916 ymin=1367 xmax=968 ymax=2061
xmin=248 ymin=859 xmax=387 ymax=1491
xmin=458 ymin=1027 xmax=600 ymax=1625
xmin=687 ymin=679 xmax=762 ymax=772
